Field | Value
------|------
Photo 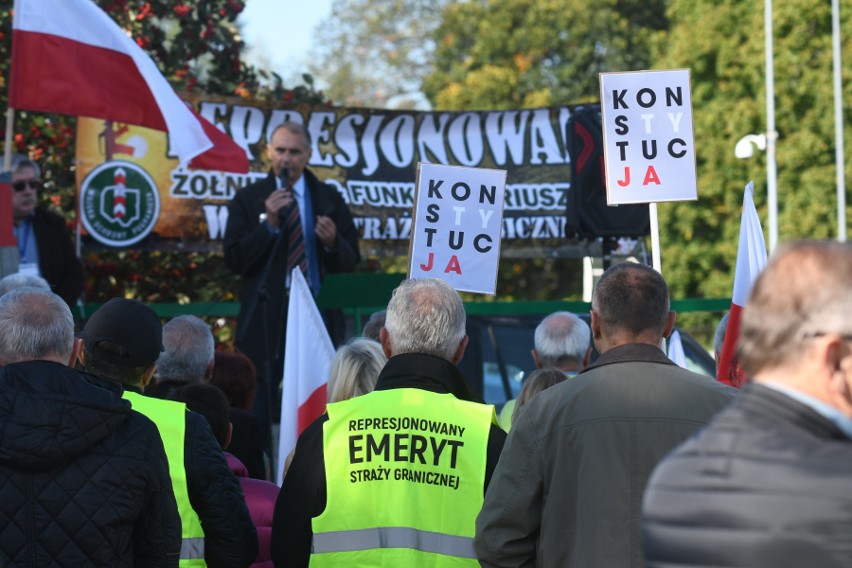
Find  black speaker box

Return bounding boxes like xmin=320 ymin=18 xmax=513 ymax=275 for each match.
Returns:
xmin=565 ymin=105 xmax=650 ymax=239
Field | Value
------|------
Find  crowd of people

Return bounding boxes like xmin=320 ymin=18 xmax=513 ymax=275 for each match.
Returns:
xmin=1 ymin=127 xmax=851 ymax=567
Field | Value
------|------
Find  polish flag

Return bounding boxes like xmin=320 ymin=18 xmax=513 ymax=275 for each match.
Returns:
xmin=10 ymin=0 xmax=248 ymax=173
xmin=716 ymin=182 xmax=767 ymax=387
xmin=277 ymin=268 xmax=334 ymax=486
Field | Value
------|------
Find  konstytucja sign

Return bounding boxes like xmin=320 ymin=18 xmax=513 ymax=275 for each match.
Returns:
xmin=75 ymin=96 xmax=584 ymax=256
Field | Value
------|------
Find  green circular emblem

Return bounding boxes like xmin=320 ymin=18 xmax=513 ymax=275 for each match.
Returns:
xmin=80 ymin=161 xmax=161 ymax=247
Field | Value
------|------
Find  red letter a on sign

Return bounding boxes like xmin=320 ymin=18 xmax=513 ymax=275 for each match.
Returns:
xmin=444 ymin=256 xmax=462 ymax=275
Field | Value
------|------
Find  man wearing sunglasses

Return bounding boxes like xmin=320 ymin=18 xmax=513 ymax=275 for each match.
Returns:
xmin=9 ymin=157 xmax=83 ymax=308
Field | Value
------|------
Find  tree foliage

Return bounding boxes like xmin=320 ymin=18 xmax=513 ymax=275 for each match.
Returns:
xmin=423 ymin=0 xmax=668 ymax=109
xmin=420 ymin=0 xmax=852 ymax=311
xmin=309 ymin=0 xmax=450 ymax=108
xmin=655 ymin=0 xmax=851 ymax=301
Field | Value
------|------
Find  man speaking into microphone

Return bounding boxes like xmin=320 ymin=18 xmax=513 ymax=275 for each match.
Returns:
xmin=224 ymin=121 xmax=361 ymax=460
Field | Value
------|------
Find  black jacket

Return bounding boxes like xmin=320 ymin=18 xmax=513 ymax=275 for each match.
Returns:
xmin=32 ymin=207 xmax=84 ymax=307
xmin=643 ymin=383 xmax=852 ymax=568
xmin=0 ymin=361 xmax=180 ymax=567
xmin=223 ymin=169 xmax=360 ymax=363
xmin=148 ymin=379 xmax=268 ymax=480
xmin=271 ymin=353 xmax=507 ymax=568
xmin=122 ymin=386 xmax=260 ymax=568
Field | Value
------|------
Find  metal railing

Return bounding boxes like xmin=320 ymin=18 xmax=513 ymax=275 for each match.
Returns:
xmin=76 ymin=273 xmax=731 ymax=333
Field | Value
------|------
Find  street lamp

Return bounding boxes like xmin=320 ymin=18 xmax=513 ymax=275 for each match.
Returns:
xmin=734 ymin=134 xmax=767 ymax=159
xmin=735 ymin=131 xmax=777 ymax=251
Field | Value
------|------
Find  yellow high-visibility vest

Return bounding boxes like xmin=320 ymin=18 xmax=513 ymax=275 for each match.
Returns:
xmin=311 ymin=388 xmax=497 ymax=567
xmin=123 ymin=391 xmax=206 ymax=567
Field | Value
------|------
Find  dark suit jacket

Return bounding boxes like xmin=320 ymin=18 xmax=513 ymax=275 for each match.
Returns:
xmin=223 ymin=169 xmax=360 ymax=371
xmin=32 ymin=207 xmax=84 ymax=307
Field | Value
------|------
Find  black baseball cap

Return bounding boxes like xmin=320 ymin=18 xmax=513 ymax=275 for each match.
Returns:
xmin=82 ymin=298 xmax=164 ymax=367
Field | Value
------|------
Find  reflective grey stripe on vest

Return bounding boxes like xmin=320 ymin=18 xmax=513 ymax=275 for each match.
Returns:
xmin=180 ymin=537 xmax=205 ymax=560
xmin=312 ymin=527 xmax=475 ymax=558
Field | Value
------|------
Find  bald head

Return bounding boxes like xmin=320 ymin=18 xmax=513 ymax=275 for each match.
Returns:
xmin=533 ymin=312 xmax=591 ymax=370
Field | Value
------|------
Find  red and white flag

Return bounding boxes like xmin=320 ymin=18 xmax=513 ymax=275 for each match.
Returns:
xmin=10 ymin=0 xmax=248 ymax=173
xmin=276 ymin=268 xmax=334 ymax=485
xmin=716 ymin=181 xmax=767 ymax=387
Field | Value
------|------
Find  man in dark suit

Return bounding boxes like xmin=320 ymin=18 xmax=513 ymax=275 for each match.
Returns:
xmin=643 ymin=241 xmax=852 ymax=567
xmin=223 ymin=121 xmax=360 ymax=435
xmin=9 ymin=157 xmax=83 ymax=307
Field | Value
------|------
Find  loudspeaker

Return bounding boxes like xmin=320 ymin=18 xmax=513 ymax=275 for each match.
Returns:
xmin=565 ymin=105 xmax=650 ymax=239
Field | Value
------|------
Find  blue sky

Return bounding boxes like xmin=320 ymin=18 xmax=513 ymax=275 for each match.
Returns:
xmin=238 ymin=0 xmax=333 ymax=82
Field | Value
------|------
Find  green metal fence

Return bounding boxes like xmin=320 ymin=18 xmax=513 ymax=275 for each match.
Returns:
xmin=76 ymin=273 xmax=731 ymax=333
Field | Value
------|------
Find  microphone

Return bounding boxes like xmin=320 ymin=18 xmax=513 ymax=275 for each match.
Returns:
xmin=278 ymin=167 xmax=296 ymax=221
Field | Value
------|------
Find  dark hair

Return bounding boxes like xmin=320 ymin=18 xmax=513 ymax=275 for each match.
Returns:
xmin=513 ymin=368 xmax=567 ymax=422
xmin=209 ymin=351 xmax=258 ymax=410
xmin=172 ymin=383 xmax=231 ymax=449
xmin=84 ymin=341 xmax=150 ymax=386
xmin=592 ymin=262 xmax=670 ymax=337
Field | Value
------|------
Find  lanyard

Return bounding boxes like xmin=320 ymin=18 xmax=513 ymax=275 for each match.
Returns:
xmin=17 ymin=221 xmax=31 ymax=258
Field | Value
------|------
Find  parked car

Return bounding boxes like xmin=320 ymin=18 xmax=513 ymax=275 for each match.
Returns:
xmin=458 ymin=313 xmax=716 ymax=410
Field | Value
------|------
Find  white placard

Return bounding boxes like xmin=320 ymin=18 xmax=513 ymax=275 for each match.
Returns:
xmin=408 ymin=163 xmax=507 ymax=294
xmin=600 ymin=69 xmax=698 ymax=205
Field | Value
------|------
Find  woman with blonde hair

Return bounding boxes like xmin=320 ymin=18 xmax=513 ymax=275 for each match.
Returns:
xmin=328 ymin=338 xmax=386 ymax=403
xmin=512 ymin=368 xmax=569 ymax=423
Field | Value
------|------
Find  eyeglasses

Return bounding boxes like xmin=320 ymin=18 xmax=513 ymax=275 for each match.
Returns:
xmin=802 ymin=331 xmax=852 ymax=341
xmin=12 ymin=179 xmax=42 ymax=192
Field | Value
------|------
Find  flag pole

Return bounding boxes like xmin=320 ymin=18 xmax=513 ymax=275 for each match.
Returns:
xmin=765 ymin=0 xmax=779 ymax=252
xmin=3 ymin=108 xmax=13 ymax=171
xmin=649 ymin=202 xmax=662 ymax=273
xmin=1 ymin=108 xmax=18 ymax=279
xmin=832 ymin=0 xmax=846 ymax=242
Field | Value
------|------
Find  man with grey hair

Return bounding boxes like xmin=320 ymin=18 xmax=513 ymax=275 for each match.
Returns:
xmin=0 ymin=288 xmax=181 ymax=566
xmin=8 ymin=155 xmax=83 ymax=307
xmin=0 ymin=272 xmax=50 ymax=296
xmin=500 ymin=311 xmax=592 ymax=429
xmin=151 ymin=314 xmax=268 ymax=481
xmin=272 ymin=278 xmax=506 ymax=567
xmin=644 ymin=241 xmax=852 ymax=567
xmin=532 ymin=311 xmax=592 ymax=371
xmin=148 ymin=315 xmax=216 ymax=399
xmin=476 ymin=262 xmax=736 ymax=568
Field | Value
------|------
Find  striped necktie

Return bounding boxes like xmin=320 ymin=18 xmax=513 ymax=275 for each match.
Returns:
xmin=287 ymin=201 xmax=308 ymax=278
